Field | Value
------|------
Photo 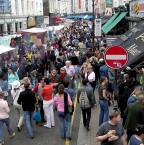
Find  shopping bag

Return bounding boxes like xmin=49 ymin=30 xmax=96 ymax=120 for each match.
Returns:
xmin=33 ymin=111 xmax=41 ymax=123
xmin=73 ymin=80 xmax=78 ymax=89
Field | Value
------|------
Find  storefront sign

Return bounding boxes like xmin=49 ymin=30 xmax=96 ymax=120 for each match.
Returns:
xmin=106 ymin=0 xmax=113 ymax=8
xmin=95 ymin=19 xmax=101 ymax=36
xmin=121 ymin=28 xmax=144 ymax=66
xmin=85 ymin=0 xmax=88 ymax=11
xmin=36 ymin=16 xmax=44 ymax=23
xmin=27 ymin=16 xmax=36 ymax=28
xmin=130 ymin=0 xmax=144 ymax=18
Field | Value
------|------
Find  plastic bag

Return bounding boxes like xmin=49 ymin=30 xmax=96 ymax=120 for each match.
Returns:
xmin=33 ymin=111 xmax=41 ymax=123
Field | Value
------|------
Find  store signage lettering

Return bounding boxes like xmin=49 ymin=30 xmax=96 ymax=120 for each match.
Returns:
xmin=126 ymin=44 xmax=141 ymax=56
xmin=136 ymin=33 xmax=144 ymax=41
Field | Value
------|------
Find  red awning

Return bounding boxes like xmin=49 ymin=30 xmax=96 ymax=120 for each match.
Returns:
xmin=55 ymin=16 xmax=63 ymax=24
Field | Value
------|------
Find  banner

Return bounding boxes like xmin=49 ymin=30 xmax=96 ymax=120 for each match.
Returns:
xmin=85 ymin=0 xmax=88 ymax=11
xmin=106 ymin=0 xmax=113 ymax=8
xmin=79 ymin=0 xmax=81 ymax=9
xmin=95 ymin=19 xmax=101 ymax=36
xmin=71 ymin=0 xmax=73 ymax=13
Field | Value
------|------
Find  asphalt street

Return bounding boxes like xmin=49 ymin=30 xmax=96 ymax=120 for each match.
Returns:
xmin=2 ymin=82 xmax=81 ymax=145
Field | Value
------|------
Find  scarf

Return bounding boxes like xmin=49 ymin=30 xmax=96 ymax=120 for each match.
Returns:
xmin=60 ymin=73 xmax=66 ymax=82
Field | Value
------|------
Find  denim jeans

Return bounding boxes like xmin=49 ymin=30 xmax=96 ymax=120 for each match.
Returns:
xmin=99 ymin=100 xmax=109 ymax=126
xmin=57 ymin=112 xmax=71 ymax=139
xmin=23 ymin=111 xmax=34 ymax=138
xmin=0 ymin=118 xmax=14 ymax=142
xmin=28 ymin=77 xmax=36 ymax=88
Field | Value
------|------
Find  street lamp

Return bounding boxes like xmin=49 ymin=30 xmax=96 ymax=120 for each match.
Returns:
xmin=92 ymin=0 xmax=95 ymax=53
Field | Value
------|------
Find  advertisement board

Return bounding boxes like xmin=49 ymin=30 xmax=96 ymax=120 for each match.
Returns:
xmin=106 ymin=0 xmax=113 ymax=8
xmin=95 ymin=19 xmax=101 ymax=36
xmin=130 ymin=0 xmax=144 ymax=18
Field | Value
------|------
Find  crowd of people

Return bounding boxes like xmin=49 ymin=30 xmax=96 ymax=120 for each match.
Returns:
xmin=0 ymin=19 xmax=144 ymax=145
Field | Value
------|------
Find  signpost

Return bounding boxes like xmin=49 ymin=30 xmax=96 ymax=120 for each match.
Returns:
xmin=95 ymin=19 xmax=101 ymax=36
xmin=104 ymin=46 xmax=128 ymax=109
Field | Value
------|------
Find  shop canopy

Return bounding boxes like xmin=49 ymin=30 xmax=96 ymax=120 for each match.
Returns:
xmin=55 ymin=16 xmax=63 ymax=24
xmin=16 ymin=28 xmax=47 ymax=34
xmin=112 ymin=20 xmax=144 ymax=46
xmin=102 ymin=12 xmax=128 ymax=34
xmin=0 ymin=46 xmax=16 ymax=54
xmin=121 ymin=28 xmax=144 ymax=67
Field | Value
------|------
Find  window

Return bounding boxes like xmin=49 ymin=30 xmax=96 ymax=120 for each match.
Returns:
xmin=21 ymin=0 xmax=24 ymax=14
xmin=0 ymin=24 xmax=3 ymax=33
xmin=15 ymin=23 xmax=18 ymax=32
xmin=20 ymin=22 xmax=22 ymax=29
xmin=15 ymin=0 xmax=18 ymax=15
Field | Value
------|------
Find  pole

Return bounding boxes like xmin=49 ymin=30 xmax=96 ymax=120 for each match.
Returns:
xmin=114 ymin=69 xmax=118 ymax=110
xmin=92 ymin=0 xmax=95 ymax=53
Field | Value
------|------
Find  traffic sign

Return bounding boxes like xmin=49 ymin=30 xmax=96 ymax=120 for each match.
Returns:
xmin=104 ymin=46 xmax=128 ymax=69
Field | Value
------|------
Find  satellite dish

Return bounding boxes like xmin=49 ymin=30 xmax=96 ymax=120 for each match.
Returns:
xmin=28 ymin=17 xmax=33 ymax=22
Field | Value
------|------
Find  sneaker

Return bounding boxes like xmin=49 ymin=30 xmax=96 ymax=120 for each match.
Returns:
xmin=67 ymin=137 xmax=71 ymax=140
xmin=0 ymin=141 xmax=4 ymax=145
xmin=85 ymin=126 xmax=90 ymax=131
xmin=17 ymin=127 xmax=21 ymax=131
xmin=10 ymin=133 xmax=15 ymax=138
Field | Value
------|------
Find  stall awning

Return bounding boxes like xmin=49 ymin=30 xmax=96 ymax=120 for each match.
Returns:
xmin=55 ymin=16 xmax=63 ymax=24
xmin=84 ymin=15 xmax=93 ymax=20
xmin=121 ymin=28 xmax=144 ymax=67
xmin=103 ymin=11 xmax=128 ymax=34
xmin=102 ymin=13 xmax=120 ymax=31
xmin=67 ymin=16 xmax=72 ymax=19
xmin=112 ymin=20 xmax=144 ymax=46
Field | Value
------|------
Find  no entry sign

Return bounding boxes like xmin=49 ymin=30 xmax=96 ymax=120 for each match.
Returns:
xmin=104 ymin=46 xmax=128 ymax=69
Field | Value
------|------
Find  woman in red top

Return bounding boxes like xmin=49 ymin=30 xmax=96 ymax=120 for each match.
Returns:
xmin=41 ymin=78 xmax=55 ymax=128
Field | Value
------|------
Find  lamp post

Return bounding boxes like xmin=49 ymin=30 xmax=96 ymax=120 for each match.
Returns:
xmin=92 ymin=0 xmax=95 ymax=53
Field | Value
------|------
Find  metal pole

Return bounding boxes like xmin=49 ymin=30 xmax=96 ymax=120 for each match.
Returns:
xmin=92 ymin=0 xmax=95 ymax=53
xmin=114 ymin=69 xmax=118 ymax=109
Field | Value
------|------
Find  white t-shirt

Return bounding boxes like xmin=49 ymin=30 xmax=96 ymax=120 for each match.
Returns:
xmin=11 ymin=89 xmax=22 ymax=106
xmin=88 ymin=72 xmax=95 ymax=81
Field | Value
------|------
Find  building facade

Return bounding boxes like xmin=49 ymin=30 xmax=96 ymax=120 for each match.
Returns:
xmin=0 ymin=0 xmax=43 ymax=35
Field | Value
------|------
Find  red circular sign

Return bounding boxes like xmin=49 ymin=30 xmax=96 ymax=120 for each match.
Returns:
xmin=104 ymin=46 xmax=128 ymax=69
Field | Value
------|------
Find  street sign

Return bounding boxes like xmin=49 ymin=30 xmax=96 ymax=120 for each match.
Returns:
xmin=95 ymin=19 xmax=101 ymax=36
xmin=104 ymin=46 xmax=128 ymax=69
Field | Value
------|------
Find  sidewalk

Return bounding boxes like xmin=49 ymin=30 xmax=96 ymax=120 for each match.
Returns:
xmin=77 ymin=90 xmax=100 ymax=145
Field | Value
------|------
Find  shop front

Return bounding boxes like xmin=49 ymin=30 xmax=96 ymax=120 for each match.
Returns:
xmin=27 ymin=16 xmax=36 ymax=28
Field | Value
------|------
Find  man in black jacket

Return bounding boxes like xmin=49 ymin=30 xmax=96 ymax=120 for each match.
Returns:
xmin=17 ymin=83 xmax=36 ymax=139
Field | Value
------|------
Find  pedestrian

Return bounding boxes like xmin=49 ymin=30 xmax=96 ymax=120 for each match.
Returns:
xmin=11 ymin=80 xmax=24 ymax=131
xmin=53 ymin=84 xmax=72 ymax=140
xmin=129 ymin=124 xmax=144 ymax=145
xmin=98 ymin=76 xmax=110 ymax=126
xmin=99 ymin=61 xmax=108 ymax=79
xmin=0 ymin=91 xmax=15 ymax=145
xmin=25 ymin=60 xmax=36 ymax=88
xmin=77 ymin=78 xmax=94 ymax=131
xmin=41 ymin=78 xmax=55 ymax=128
xmin=17 ymin=83 xmax=36 ymax=139
xmin=96 ymin=110 xmax=126 ymax=145
xmin=124 ymin=94 xmax=144 ymax=141
xmin=33 ymin=76 xmax=45 ymax=125
xmin=54 ymin=58 xmax=63 ymax=74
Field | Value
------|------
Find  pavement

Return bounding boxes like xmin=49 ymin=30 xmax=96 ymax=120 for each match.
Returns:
xmin=2 ymin=82 xmax=101 ymax=145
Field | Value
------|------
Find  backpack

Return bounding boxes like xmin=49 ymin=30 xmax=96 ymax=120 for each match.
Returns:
xmin=79 ymin=92 xmax=90 ymax=109
xmin=123 ymin=84 xmax=131 ymax=98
